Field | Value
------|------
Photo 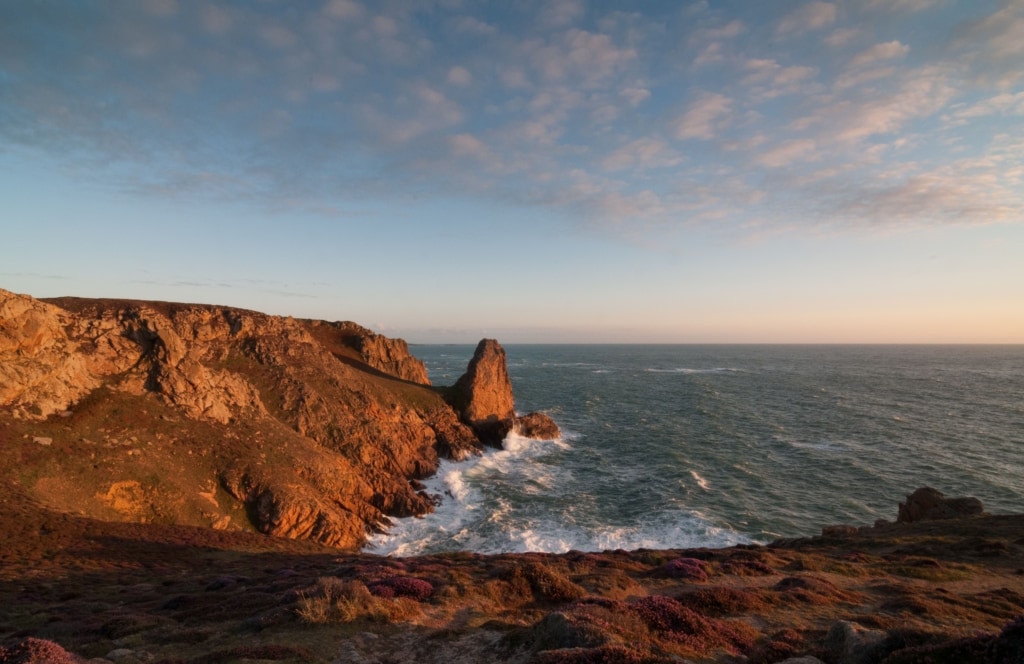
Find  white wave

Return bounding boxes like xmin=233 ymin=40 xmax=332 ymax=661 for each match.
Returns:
xmin=366 ymin=432 xmax=568 ymax=557
xmin=690 ymin=470 xmax=711 ymax=491
xmin=471 ymin=512 xmax=751 ymax=555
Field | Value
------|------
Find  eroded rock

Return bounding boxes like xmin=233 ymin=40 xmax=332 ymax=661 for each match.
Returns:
xmin=449 ymin=339 xmax=515 ymax=444
xmin=897 ymin=487 xmax=986 ymax=523
xmin=447 ymin=339 xmax=561 ymax=444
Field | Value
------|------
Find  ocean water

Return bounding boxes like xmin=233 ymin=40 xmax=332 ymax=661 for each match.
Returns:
xmin=368 ymin=345 xmax=1024 ymax=556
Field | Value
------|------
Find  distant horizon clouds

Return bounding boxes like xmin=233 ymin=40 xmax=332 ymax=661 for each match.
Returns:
xmin=1 ymin=1 xmax=1022 ymax=343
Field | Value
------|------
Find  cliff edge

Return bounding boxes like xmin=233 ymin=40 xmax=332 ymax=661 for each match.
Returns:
xmin=0 ymin=288 xmax=557 ymax=549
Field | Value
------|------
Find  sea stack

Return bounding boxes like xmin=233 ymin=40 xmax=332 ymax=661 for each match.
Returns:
xmin=448 ymin=338 xmax=560 ymax=445
xmin=449 ymin=339 xmax=516 ymax=444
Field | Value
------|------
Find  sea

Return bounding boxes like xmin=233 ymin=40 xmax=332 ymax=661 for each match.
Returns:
xmin=367 ymin=345 xmax=1024 ymax=557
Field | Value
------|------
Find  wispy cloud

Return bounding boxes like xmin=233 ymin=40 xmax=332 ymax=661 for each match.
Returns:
xmin=849 ymin=41 xmax=910 ymax=69
xmin=0 ymin=0 xmax=1021 ymax=244
xmin=777 ymin=2 xmax=838 ymax=34
xmin=673 ymin=93 xmax=733 ymax=140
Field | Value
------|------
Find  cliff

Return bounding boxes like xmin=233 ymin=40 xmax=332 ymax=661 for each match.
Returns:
xmin=0 ymin=288 xmax=556 ymax=549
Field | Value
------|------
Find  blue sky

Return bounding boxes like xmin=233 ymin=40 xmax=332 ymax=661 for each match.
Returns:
xmin=1 ymin=0 xmax=1022 ymax=342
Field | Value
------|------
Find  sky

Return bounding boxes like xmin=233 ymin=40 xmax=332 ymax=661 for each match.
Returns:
xmin=1 ymin=0 xmax=1022 ymax=343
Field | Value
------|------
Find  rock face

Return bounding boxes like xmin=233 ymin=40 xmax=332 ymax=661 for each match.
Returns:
xmin=308 ymin=320 xmax=431 ymax=385
xmin=897 ymin=487 xmax=986 ymax=523
xmin=449 ymin=339 xmax=517 ymax=444
xmin=447 ymin=338 xmax=561 ymax=444
xmin=0 ymin=288 xmax=490 ymax=549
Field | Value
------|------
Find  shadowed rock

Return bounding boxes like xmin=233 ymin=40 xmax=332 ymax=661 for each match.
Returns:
xmin=898 ymin=487 xmax=986 ymax=523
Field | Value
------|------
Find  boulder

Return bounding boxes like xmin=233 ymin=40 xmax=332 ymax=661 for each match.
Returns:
xmin=824 ymin=620 xmax=885 ymax=664
xmin=897 ymin=487 xmax=985 ymax=523
xmin=514 ymin=412 xmax=561 ymax=440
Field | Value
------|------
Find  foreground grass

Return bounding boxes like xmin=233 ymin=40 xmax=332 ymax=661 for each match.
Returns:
xmin=1 ymin=500 xmax=1023 ymax=663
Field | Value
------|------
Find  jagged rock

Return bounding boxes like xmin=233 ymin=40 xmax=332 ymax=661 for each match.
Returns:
xmin=449 ymin=339 xmax=516 ymax=444
xmin=514 ymin=412 xmax=561 ymax=440
xmin=0 ymin=289 xmax=132 ymax=419
xmin=343 ymin=322 xmax=430 ymax=384
xmin=897 ymin=487 xmax=986 ymax=523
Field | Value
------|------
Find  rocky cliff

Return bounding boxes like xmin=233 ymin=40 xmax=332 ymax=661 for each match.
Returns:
xmin=0 ymin=288 xmax=559 ymax=549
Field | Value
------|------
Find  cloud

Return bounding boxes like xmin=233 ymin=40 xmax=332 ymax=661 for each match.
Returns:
xmin=447 ymin=65 xmax=472 ymax=86
xmin=452 ymin=15 xmax=497 ymax=35
xmin=449 ymin=133 xmax=490 ymax=159
xmin=528 ymin=29 xmax=636 ymax=87
xmin=867 ymin=0 xmax=945 ymax=13
xmin=849 ymin=41 xmax=910 ymax=69
xmin=260 ymin=24 xmax=297 ymax=49
xmin=949 ymin=91 xmax=1024 ymax=122
xmin=953 ymin=0 xmax=1024 ymax=85
xmin=793 ymin=66 xmax=957 ymax=143
xmin=825 ymin=27 xmax=860 ymax=47
xmin=620 ymin=86 xmax=651 ymax=107
xmin=540 ymin=0 xmax=585 ymax=28
xmin=756 ymin=139 xmax=818 ymax=168
xmin=372 ymin=15 xmax=400 ymax=38
xmin=601 ymin=138 xmax=682 ymax=172
xmin=692 ymin=42 xmax=726 ymax=67
xmin=699 ymin=19 xmax=746 ymax=40
xmin=830 ymin=171 xmax=1024 ymax=227
xmin=199 ymin=5 xmax=233 ymax=34
xmin=673 ymin=93 xmax=733 ymax=140
xmin=142 ymin=0 xmax=177 ymax=17
xmin=777 ymin=2 xmax=838 ymax=34
xmin=323 ymin=0 xmax=364 ymax=20
xmin=742 ymin=59 xmax=816 ymax=99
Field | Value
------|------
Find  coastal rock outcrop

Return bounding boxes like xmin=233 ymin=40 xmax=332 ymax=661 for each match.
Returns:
xmin=448 ymin=338 xmax=515 ymax=443
xmin=307 ymin=320 xmax=431 ymax=385
xmin=897 ymin=487 xmax=986 ymax=523
xmin=0 ymin=288 xmax=493 ymax=548
xmin=447 ymin=338 xmax=561 ymax=444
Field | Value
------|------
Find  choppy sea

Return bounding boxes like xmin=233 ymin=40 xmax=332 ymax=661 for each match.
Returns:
xmin=368 ymin=345 xmax=1024 ymax=556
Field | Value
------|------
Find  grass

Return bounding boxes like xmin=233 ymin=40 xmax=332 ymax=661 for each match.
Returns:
xmin=295 ymin=577 xmax=424 ymax=625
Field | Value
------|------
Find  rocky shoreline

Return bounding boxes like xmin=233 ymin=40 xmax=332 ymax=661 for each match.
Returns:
xmin=2 ymin=288 xmax=1022 ymax=663
xmin=0 ymin=288 xmax=557 ymax=550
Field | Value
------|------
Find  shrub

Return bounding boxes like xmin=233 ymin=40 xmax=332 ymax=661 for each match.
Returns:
xmin=660 ymin=558 xmax=709 ymax=581
xmin=506 ymin=562 xmax=586 ymax=603
xmin=627 ymin=595 xmax=757 ymax=654
xmin=294 ymin=576 xmax=421 ymax=624
xmin=676 ymin=586 xmax=769 ymax=616
xmin=366 ymin=576 xmax=434 ymax=601
xmin=0 ymin=638 xmax=81 ymax=664
xmin=721 ymin=560 xmax=776 ymax=576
